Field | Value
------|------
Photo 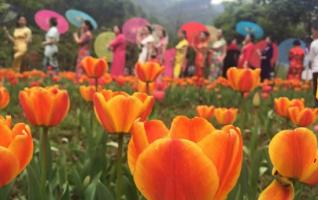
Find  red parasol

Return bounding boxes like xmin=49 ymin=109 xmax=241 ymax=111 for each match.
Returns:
xmin=250 ymin=40 xmax=279 ymax=68
xmin=123 ymin=17 xmax=149 ymax=43
xmin=35 ymin=10 xmax=69 ymax=34
xmin=180 ymin=21 xmax=208 ymax=46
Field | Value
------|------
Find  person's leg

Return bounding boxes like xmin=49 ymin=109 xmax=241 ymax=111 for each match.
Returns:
xmin=12 ymin=51 xmax=24 ymax=72
xmin=313 ymin=72 xmax=318 ymax=107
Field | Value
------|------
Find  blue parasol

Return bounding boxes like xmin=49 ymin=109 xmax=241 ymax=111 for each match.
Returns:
xmin=235 ymin=21 xmax=264 ymax=39
xmin=65 ymin=9 xmax=98 ymax=30
xmin=278 ymin=38 xmax=306 ymax=65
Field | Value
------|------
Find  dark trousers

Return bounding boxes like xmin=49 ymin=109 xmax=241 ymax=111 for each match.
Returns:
xmin=313 ymin=72 xmax=318 ymax=107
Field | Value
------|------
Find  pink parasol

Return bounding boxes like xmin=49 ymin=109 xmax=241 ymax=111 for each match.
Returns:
xmin=123 ymin=17 xmax=149 ymax=43
xmin=35 ymin=10 xmax=69 ymax=34
xmin=180 ymin=21 xmax=208 ymax=46
xmin=163 ymin=48 xmax=176 ymax=77
xmin=250 ymin=40 xmax=279 ymax=68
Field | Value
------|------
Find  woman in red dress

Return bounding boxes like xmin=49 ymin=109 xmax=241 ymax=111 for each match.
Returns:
xmin=287 ymin=40 xmax=305 ymax=80
xmin=194 ymin=31 xmax=210 ymax=77
xmin=238 ymin=34 xmax=255 ymax=68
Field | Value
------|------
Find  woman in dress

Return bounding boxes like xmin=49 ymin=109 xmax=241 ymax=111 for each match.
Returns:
xmin=174 ymin=30 xmax=189 ymax=78
xmin=42 ymin=17 xmax=60 ymax=72
xmin=223 ymin=38 xmax=240 ymax=77
xmin=137 ymin=25 xmax=155 ymax=64
xmin=155 ymin=29 xmax=168 ymax=64
xmin=194 ymin=31 xmax=210 ymax=78
xmin=73 ymin=20 xmax=94 ymax=78
xmin=238 ymin=34 xmax=255 ymax=68
xmin=259 ymin=36 xmax=273 ymax=81
xmin=209 ymin=30 xmax=227 ymax=79
xmin=288 ymin=40 xmax=305 ymax=80
xmin=4 ymin=15 xmax=32 ymax=72
xmin=109 ymin=25 xmax=126 ymax=77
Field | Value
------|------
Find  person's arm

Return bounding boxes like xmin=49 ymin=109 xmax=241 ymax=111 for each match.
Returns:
xmin=3 ymin=27 xmax=14 ymax=42
xmin=108 ymin=35 xmax=121 ymax=50
xmin=73 ymin=32 xmax=81 ymax=44
xmin=146 ymin=41 xmax=154 ymax=61
xmin=26 ymin=28 xmax=32 ymax=43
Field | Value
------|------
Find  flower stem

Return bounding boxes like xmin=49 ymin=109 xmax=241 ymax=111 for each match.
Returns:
xmin=146 ymin=81 xmax=150 ymax=95
xmin=115 ymin=133 xmax=124 ymax=200
xmin=40 ymin=127 xmax=50 ymax=198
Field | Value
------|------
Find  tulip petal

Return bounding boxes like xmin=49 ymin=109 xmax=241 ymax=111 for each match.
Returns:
xmin=258 ymin=180 xmax=294 ymax=200
xmin=170 ymin=116 xmax=215 ymax=143
xmin=269 ymin=128 xmax=317 ymax=179
xmin=134 ymin=138 xmax=219 ymax=200
xmin=300 ymin=151 xmax=318 ymax=185
xmin=198 ymin=125 xmax=243 ymax=200
xmin=0 ymin=123 xmax=12 ymax=147
xmin=0 ymin=147 xmax=19 ymax=188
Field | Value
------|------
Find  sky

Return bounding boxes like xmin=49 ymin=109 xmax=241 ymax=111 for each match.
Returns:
xmin=211 ymin=0 xmax=237 ymax=5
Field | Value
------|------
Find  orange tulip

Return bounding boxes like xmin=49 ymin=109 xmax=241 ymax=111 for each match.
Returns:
xmin=214 ymin=108 xmax=238 ymax=125
xmin=226 ymin=67 xmax=261 ymax=93
xmin=0 ymin=116 xmax=33 ymax=188
xmin=128 ymin=116 xmax=243 ymax=200
xmin=0 ymin=86 xmax=10 ymax=109
xmin=260 ymin=128 xmax=318 ymax=199
xmin=19 ymin=86 xmax=70 ymax=127
xmin=288 ymin=107 xmax=318 ymax=127
xmin=135 ymin=61 xmax=165 ymax=82
xmin=81 ymin=56 xmax=108 ymax=78
xmin=196 ymin=105 xmax=214 ymax=120
xmin=93 ymin=90 xmax=154 ymax=134
xmin=274 ymin=97 xmax=304 ymax=118
xmin=79 ymin=85 xmax=101 ymax=102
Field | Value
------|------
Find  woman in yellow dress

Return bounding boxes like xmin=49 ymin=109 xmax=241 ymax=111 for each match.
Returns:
xmin=174 ymin=30 xmax=189 ymax=78
xmin=4 ymin=15 xmax=32 ymax=72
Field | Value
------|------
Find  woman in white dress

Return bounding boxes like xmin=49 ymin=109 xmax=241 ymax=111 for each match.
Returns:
xmin=42 ymin=17 xmax=60 ymax=72
xmin=137 ymin=25 xmax=155 ymax=63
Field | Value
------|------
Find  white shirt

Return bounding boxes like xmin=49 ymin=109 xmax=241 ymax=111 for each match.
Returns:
xmin=138 ymin=35 xmax=155 ymax=63
xmin=308 ymin=39 xmax=318 ymax=73
xmin=44 ymin=27 xmax=60 ymax=56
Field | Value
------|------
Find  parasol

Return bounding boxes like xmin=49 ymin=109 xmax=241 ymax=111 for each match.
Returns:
xmin=35 ymin=9 xmax=69 ymax=34
xmin=236 ymin=21 xmax=264 ymax=39
xmin=122 ymin=17 xmax=149 ymax=43
xmin=94 ymin=32 xmax=115 ymax=62
xmin=65 ymin=9 xmax=98 ymax=30
xmin=180 ymin=21 xmax=208 ymax=46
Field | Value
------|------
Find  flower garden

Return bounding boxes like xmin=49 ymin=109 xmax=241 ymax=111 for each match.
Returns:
xmin=0 ymin=59 xmax=317 ymax=200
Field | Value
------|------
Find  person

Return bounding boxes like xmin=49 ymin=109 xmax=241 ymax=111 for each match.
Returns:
xmin=108 ymin=25 xmax=126 ymax=77
xmin=4 ymin=15 xmax=32 ymax=72
xmin=155 ymin=28 xmax=168 ymax=64
xmin=73 ymin=20 xmax=94 ymax=78
xmin=137 ymin=25 xmax=155 ymax=63
xmin=223 ymin=38 xmax=240 ymax=77
xmin=287 ymin=40 xmax=305 ymax=80
xmin=194 ymin=31 xmax=210 ymax=78
xmin=308 ymin=22 xmax=318 ymax=107
xmin=42 ymin=17 xmax=60 ymax=72
xmin=209 ymin=29 xmax=227 ymax=79
xmin=259 ymin=36 xmax=273 ymax=81
xmin=174 ymin=30 xmax=189 ymax=78
xmin=238 ymin=34 xmax=255 ymax=68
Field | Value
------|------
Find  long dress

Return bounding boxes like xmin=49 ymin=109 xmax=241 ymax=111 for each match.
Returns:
xmin=238 ymin=42 xmax=255 ymax=68
xmin=156 ymin=37 xmax=168 ymax=64
xmin=260 ymin=43 xmax=273 ymax=81
xmin=223 ymin=44 xmax=240 ymax=77
xmin=110 ymin=34 xmax=126 ymax=77
xmin=195 ymin=41 xmax=209 ymax=78
xmin=138 ymin=35 xmax=155 ymax=63
xmin=43 ymin=26 xmax=60 ymax=71
xmin=209 ymin=38 xmax=226 ymax=78
xmin=288 ymin=46 xmax=305 ymax=80
xmin=174 ymin=39 xmax=189 ymax=78
xmin=12 ymin=27 xmax=32 ymax=72
xmin=76 ymin=31 xmax=93 ymax=78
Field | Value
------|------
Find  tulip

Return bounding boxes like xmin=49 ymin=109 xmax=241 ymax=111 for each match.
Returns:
xmin=274 ymin=97 xmax=305 ymax=118
xmin=214 ymin=108 xmax=238 ymax=125
xmin=196 ymin=105 xmax=214 ymax=120
xmin=288 ymin=107 xmax=318 ymax=127
xmin=93 ymin=90 xmax=154 ymax=134
xmin=128 ymin=116 xmax=243 ymax=200
xmin=19 ymin=86 xmax=70 ymax=198
xmin=81 ymin=56 xmax=108 ymax=79
xmin=79 ymin=85 xmax=101 ymax=102
xmin=19 ymin=86 xmax=70 ymax=127
xmin=258 ymin=180 xmax=294 ymax=200
xmin=135 ymin=61 xmax=165 ymax=83
xmin=0 ymin=116 xmax=33 ymax=188
xmin=226 ymin=67 xmax=261 ymax=93
xmin=93 ymin=90 xmax=154 ymax=199
xmin=0 ymin=86 xmax=10 ymax=109
xmin=260 ymin=128 xmax=318 ymax=199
